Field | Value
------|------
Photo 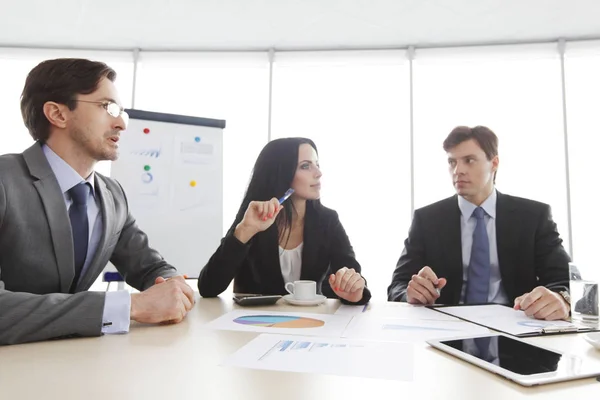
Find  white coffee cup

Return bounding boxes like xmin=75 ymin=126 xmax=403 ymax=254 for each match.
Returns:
xmin=285 ymin=280 xmax=317 ymax=300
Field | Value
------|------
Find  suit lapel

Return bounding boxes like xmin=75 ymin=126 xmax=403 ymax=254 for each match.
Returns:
xmin=495 ymin=192 xmax=518 ymax=298
xmin=77 ymin=175 xmax=116 ymax=291
xmin=24 ymin=143 xmax=75 ymax=293
xmin=438 ymin=196 xmax=463 ymax=304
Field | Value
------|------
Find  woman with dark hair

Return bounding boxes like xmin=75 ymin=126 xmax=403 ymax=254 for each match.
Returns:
xmin=198 ymin=137 xmax=371 ymax=305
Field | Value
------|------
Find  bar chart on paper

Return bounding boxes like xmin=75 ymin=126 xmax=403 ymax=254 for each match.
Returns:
xmin=342 ymin=315 xmax=489 ymax=342
xmin=223 ymin=334 xmax=414 ymax=381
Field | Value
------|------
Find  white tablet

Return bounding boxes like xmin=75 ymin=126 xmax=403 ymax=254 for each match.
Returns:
xmin=427 ymin=333 xmax=600 ymax=386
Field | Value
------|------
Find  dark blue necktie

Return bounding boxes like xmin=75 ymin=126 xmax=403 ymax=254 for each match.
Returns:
xmin=466 ymin=207 xmax=490 ymax=303
xmin=68 ymin=183 xmax=90 ymax=293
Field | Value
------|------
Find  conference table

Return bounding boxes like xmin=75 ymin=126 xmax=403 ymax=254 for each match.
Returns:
xmin=1 ymin=293 xmax=599 ymax=400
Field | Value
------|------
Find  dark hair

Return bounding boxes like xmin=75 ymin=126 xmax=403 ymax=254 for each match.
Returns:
xmin=20 ymin=58 xmax=117 ymax=142
xmin=232 ymin=137 xmax=321 ymax=245
xmin=443 ymin=125 xmax=499 ymax=182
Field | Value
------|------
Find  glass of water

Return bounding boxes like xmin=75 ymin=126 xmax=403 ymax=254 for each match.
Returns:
xmin=569 ymin=262 xmax=599 ymax=327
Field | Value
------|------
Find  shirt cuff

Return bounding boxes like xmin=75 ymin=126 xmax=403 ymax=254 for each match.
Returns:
xmin=101 ymin=290 xmax=131 ymax=334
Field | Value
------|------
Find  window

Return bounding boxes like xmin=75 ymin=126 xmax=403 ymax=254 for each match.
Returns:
xmin=135 ymin=52 xmax=270 ymax=233
xmin=272 ymin=51 xmax=411 ymax=299
xmin=413 ymin=44 xmax=570 ymax=253
xmin=565 ymin=40 xmax=600 ymax=279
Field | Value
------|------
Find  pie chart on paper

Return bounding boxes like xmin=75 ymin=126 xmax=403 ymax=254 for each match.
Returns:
xmin=233 ymin=315 xmax=325 ymax=328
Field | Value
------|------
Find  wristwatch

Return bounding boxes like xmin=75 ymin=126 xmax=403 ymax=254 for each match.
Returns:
xmin=558 ymin=290 xmax=571 ymax=305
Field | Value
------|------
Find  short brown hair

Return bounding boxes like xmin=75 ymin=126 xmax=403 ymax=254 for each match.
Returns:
xmin=20 ymin=58 xmax=116 ymax=142
xmin=443 ymin=125 xmax=498 ymax=160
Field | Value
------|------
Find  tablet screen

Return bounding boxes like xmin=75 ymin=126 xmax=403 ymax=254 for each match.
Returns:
xmin=440 ymin=335 xmax=563 ymax=375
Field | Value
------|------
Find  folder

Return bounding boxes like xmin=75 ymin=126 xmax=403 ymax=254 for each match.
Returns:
xmin=427 ymin=304 xmax=599 ymax=337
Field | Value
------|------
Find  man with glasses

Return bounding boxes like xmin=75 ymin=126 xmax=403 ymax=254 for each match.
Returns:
xmin=0 ymin=58 xmax=195 ymax=345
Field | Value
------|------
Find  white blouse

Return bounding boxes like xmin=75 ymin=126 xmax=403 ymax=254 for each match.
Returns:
xmin=279 ymin=242 xmax=303 ymax=284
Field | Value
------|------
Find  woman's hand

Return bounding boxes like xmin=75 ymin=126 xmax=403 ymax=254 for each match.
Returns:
xmin=329 ymin=267 xmax=365 ymax=303
xmin=234 ymin=198 xmax=282 ymax=243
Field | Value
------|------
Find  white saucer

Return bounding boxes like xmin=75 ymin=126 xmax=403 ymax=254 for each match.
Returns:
xmin=583 ymin=332 xmax=600 ymax=350
xmin=283 ymin=294 xmax=326 ymax=306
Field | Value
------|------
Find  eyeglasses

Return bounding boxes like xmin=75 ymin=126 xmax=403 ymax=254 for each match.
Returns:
xmin=74 ymin=100 xmax=129 ymax=125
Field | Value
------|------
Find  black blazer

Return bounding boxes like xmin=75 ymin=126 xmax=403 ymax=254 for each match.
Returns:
xmin=198 ymin=202 xmax=371 ymax=305
xmin=387 ymin=192 xmax=570 ymax=304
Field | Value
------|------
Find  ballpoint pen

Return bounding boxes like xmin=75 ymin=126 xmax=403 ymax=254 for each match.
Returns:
xmin=278 ymin=188 xmax=294 ymax=204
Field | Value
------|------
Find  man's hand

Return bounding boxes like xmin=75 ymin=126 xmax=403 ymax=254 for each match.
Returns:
xmin=514 ymin=286 xmax=569 ymax=321
xmin=406 ymin=266 xmax=447 ymax=305
xmin=131 ymin=276 xmax=195 ymax=324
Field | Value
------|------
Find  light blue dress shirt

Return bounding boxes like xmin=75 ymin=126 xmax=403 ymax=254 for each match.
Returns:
xmin=43 ymin=145 xmax=130 ymax=333
xmin=458 ymin=189 xmax=509 ymax=305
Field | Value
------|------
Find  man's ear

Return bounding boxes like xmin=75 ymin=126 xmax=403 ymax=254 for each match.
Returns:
xmin=42 ymin=101 xmax=69 ymax=129
xmin=492 ymin=155 xmax=499 ymax=172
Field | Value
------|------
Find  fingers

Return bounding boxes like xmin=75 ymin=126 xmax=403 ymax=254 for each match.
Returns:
xmin=545 ymin=308 xmax=568 ymax=321
xmin=329 ymin=274 xmax=336 ymax=286
xmin=516 ymin=287 xmax=569 ymax=320
xmin=407 ymin=276 xmax=436 ymax=304
xmin=331 ymin=267 xmax=348 ymax=291
xmin=522 ymin=295 xmax=552 ymax=318
xmin=416 ymin=266 xmax=444 ymax=297
xmin=437 ymin=278 xmax=447 ymax=290
xmin=337 ymin=269 xmax=364 ymax=292
xmin=406 ymin=285 xmax=429 ymax=304
xmin=167 ymin=275 xmax=186 ymax=283
xmin=513 ymin=294 xmax=525 ymax=310
xmin=339 ymin=268 xmax=356 ymax=292
xmin=250 ymin=200 xmax=281 ymax=222
xmin=342 ymin=273 xmax=361 ymax=292
xmin=412 ymin=274 xmax=439 ymax=299
xmin=176 ymin=280 xmax=195 ymax=308
xmin=259 ymin=201 xmax=268 ymax=220
xmin=179 ymin=288 xmax=193 ymax=312
xmin=332 ymin=267 xmax=356 ymax=292
xmin=348 ymin=275 xmax=366 ymax=293
xmin=531 ymin=301 xmax=558 ymax=320
xmin=170 ymin=300 xmax=187 ymax=324
xmin=418 ymin=266 xmax=439 ymax=284
xmin=518 ymin=287 xmax=544 ymax=310
xmin=270 ymin=197 xmax=281 ymax=215
xmin=155 ymin=276 xmax=167 ymax=285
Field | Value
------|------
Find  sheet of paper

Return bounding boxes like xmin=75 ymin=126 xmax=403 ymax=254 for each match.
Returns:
xmin=434 ymin=304 xmax=576 ymax=335
xmin=222 ymin=334 xmax=414 ymax=381
xmin=334 ymin=304 xmax=369 ymax=315
xmin=342 ymin=315 xmax=489 ymax=342
xmin=205 ymin=310 xmax=353 ymax=337
xmin=370 ymin=303 xmax=462 ymax=321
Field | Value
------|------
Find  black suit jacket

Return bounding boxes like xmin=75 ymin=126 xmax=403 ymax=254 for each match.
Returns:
xmin=387 ymin=192 xmax=570 ymax=304
xmin=198 ymin=202 xmax=371 ymax=305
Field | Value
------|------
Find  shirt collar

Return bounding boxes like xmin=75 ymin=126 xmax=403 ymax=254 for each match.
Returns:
xmin=457 ymin=188 xmax=497 ymax=219
xmin=42 ymin=144 xmax=96 ymax=197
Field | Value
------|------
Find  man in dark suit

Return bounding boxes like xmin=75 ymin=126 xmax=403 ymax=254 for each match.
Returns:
xmin=0 ymin=58 xmax=195 ymax=346
xmin=388 ymin=126 xmax=570 ymax=321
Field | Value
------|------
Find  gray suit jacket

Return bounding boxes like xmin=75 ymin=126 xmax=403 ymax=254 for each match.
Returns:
xmin=0 ymin=143 xmax=177 ymax=345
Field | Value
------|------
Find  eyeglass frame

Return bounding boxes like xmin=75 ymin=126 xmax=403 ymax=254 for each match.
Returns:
xmin=73 ymin=100 xmax=129 ymax=124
